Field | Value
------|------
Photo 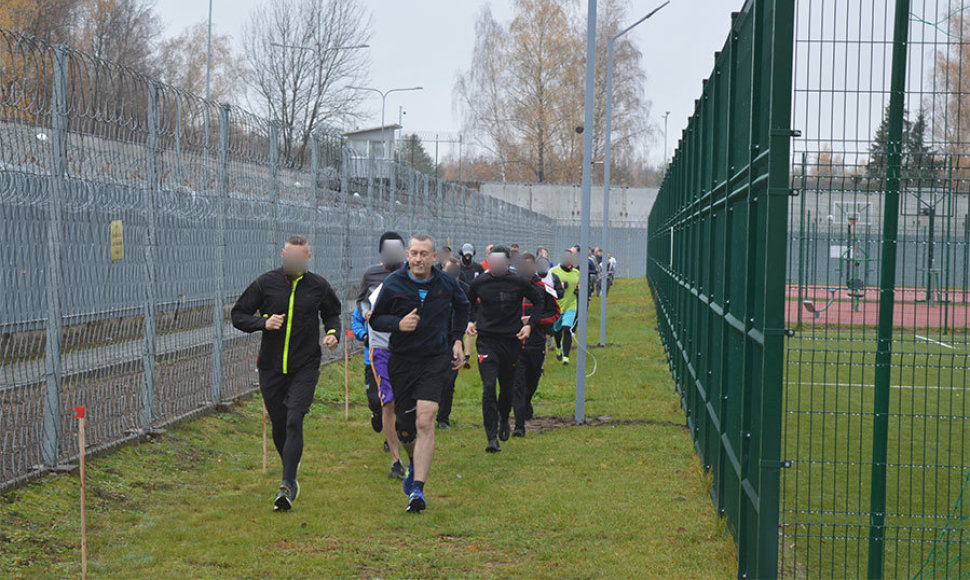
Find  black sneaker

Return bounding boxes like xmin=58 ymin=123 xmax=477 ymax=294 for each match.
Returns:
xmin=383 ymin=440 xmax=390 ymax=453
xmin=486 ymin=439 xmax=502 ymax=453
xmin=463 ymin=355 xmax=471 ymax=369
xmin=513 ymin=426 xmax=526 ymax=438
xmin=371 ymin=412 xmax=383 ymax=433
xmin=273 ymin=484 xmax=293 ymax=511
xmin=390 ymin=459 xmax=405 ymax=480
xmin=499 ymin=419 xmax=511 ymax=442
xmin=437 ymin=420 xmax=451 ymax=430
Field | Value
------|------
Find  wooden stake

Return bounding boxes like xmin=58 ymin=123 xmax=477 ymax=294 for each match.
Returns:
xmin=73 ymin=406 xmax=87 ymax=580
xmin=344 ymin=330 xmax=351 ymax=420
xmin=261 ymin=403 xmax=267 ymax=473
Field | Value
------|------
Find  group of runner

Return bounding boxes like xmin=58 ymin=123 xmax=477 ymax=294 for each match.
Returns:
xmin=231 ymin=232 xmax=609 ymax=514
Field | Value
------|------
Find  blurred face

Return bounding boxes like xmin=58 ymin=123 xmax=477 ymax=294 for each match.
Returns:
xmin=444 ymin=263 xmax=461 ymax=280
xmin=408 ymin=238 xmax=436 ymax=279
xmin=536 ymin=258 xmax=551 ymax=276
xmin=560 ymin=252 xmax=574 ymax=269
xmin=520 ymin=258 xmax=536 ymax=279
xmin=380 ymin=239 xmax=406 ymax=268
xmin=281 ymin=243 xmax=311 ymax=276
xmin=487 ymin=252 xmax=510 ymax=276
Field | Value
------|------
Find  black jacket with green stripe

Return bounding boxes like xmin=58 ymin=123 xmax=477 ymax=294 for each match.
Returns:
xmin=231 ymin=268 xmax=342 ymax=374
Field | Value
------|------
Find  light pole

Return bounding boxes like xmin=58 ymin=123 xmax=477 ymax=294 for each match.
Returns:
xmin=347 ymin=85 xmax=424 ymax=164
xmin=599 ymin=1 xmax=669 ymax=347
xmin=575 ymin=0 xmax=597 ymax=425
xmin=663 ymin=110 xmax=671 ymax=166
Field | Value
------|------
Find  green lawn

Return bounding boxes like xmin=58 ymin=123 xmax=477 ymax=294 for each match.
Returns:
xmin=0 ymin=280 xmax=736 ymax=578
xmin=781 ymin=329 xmax=970 ymax=577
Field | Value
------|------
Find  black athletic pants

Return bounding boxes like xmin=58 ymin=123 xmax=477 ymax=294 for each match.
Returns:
xmin=258 ymin=362 xmax=320 ymax=483
xmin=513 ymin=346 xmax=545 ymax=428
xmin=477 ymin=335 xmax=522 ymax=441
xmin=436 ymin=367 xmax=459 ymax=425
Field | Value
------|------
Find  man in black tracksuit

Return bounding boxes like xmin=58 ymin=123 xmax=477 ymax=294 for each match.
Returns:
xmin=231 ymin=235 xmax=341 ymax=511
xmin=466 ymin=246 xmax=544 ymax=453
xmin=437 ymin=259 xmax=470 ymax=429
xmin=370 ymin=234 xmax=470 ymax=513
xmin=512 ymin=254 xmax=561 ymax=437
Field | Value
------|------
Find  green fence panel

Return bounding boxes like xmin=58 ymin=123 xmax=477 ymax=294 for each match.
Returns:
xmin=647 ymin=1 xmax=795 ymax=577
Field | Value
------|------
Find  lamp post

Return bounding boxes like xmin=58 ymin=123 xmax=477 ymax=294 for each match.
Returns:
xmin=663 ymin=110 xmax=671 ymax=166
xmin=599 ymin=1 xmax=670 ymax=347
xmin=347 ymin=86 xmax=424 ymax=163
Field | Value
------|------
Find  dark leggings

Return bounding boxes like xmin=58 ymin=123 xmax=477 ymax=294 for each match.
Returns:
xmin=270 ymin=409 xmax=306 ymax=482
xmin=259 ymin=364 xmax=319 ymax=484
xmin=555 ymin=327 xmax=573 ymax=358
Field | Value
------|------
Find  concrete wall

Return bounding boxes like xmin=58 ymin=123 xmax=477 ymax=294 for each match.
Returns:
xmin=480 ymin=182 xmax=657 ymax=227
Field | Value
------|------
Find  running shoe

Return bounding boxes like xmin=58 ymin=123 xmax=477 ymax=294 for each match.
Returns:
xmin=562 ymin=356 xmax=570 ymax=366
xmin=499 ymin=419 xmax=511 ymax=442
xmin=437 ymin=420 xmax=451 ymax=430
xmin=390 ymin=459 xmax=405 ymax=480
xmin=463 ymin=355 xmax=471 ymax=369
xmin=383 ymin=440 xmax=390 ymax=453
xmin=273 ymin=484 xmax=293 ymax=511
xmin=407 ymin=488 xmax=426 ymax=513
xmin=371 ymin=411 xmax=383 ymax=433
xmin=486 ymin=439 xmax=502 ymax=453
xmin=513 ymin=425 xmax=526 ymax=438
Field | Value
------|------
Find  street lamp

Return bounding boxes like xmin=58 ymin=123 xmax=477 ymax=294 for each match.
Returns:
xmin=598 ymin=0 xmax=670 ymax=347
xmin=663 ymin=110 xmax=671 ymax=166
xmin=347 ymin=85 xmax=424 ymax=162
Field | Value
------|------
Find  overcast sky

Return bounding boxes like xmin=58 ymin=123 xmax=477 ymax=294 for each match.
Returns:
xmin=153 ymin=0 xmax=739 ymax=164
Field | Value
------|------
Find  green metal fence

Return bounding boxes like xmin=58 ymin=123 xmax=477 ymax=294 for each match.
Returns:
xmin=647 ymin=1 xmax=795 ymax=577
xmin=650 ymin=0 xmax=970 ymax=577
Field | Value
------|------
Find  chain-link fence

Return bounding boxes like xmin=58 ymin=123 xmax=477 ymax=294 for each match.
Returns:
xmin=650 ymin=1 xmax=970 ymax=577
xmin=0 ymin=29 xmax=558 ymax=492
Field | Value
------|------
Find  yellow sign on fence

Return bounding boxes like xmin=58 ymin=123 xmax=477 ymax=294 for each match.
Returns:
xmin=109 ymin=220 xmax=124 ymax=261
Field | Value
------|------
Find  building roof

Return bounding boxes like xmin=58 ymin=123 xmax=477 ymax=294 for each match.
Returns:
xmin=342 ymin=124 xmax=402 ymax=138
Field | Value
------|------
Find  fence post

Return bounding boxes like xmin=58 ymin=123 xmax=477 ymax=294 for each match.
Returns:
xmin=41 ymin=45 xmax=68 ymax=468
xmin=310 ymin=134 xmax=320 ymax=251
xmin=867 ymin=0 xmax=911 ymax=577
xmin=269 ymin=121 xmax=280 ymax=263
xmin=389 ymin=156 xmax=397 ymax=231
xmin=141 ymin=82 xmax=161 ymax=432
xmin=212 ymin=103 xmax=230 ymax=404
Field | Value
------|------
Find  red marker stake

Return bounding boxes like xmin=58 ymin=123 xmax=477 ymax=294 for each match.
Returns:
xmin=344 ymin=330 xmax=352 ymax=420
xmin=73 ymin=406 xmax=87 ymax=580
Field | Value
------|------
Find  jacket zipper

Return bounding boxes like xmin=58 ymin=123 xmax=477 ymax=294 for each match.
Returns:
xmin=282 ymin=275 xmax=303 ymax=374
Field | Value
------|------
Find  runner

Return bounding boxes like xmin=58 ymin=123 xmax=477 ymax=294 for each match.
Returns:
xmin=369 ymin=234 xmax=469 ymax=513
xmin=354 ymin=232 xmax=407 ymax=479
xmin=458 ymin=243 xmax=484 ymax=368
xmin=465 ymin=246 xmax=543 ymax=453
xmin=550 ymin=250 xmax=580 ymax=365
xmin=231 ymin=235 xmax=341 ymax=511
xmin=437 ymin=258 xmax=471 ymax=429
xmin=512 ymin=254 xmax=560 ymax=437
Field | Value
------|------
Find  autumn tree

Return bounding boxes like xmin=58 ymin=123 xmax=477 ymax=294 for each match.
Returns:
xmin=396 ymin=134 xmax=436 ymax=175
xmin=156 ymin=21 xmax=244 ymax=104
xmin=455 ymin=0 xmax=650 ymax=185
xmin=73 ymin=0 xmax=162 ymax=75
xmin=242 ymin=0 xmax=371 ymax=165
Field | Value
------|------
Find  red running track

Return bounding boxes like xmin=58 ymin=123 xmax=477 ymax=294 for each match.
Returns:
xmin=786 ymin=284 xmax=969 ymax=329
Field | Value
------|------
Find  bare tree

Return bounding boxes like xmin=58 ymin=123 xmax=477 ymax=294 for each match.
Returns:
xmin=156 ymin=21 xmax=245 ymax=104
xmin=73 ymin=0 xmax=162 ymax=75
xmin=0 ymin=0 xmax=82 ymax=43
xmin=455 ymin=0 xmax=650 ymax=185
xmin=242 ymin=0 xmax=371 ymax=163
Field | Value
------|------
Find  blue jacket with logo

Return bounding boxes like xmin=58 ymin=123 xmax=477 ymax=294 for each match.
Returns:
xmin=370 ymin=264 xmax=470 ymax=360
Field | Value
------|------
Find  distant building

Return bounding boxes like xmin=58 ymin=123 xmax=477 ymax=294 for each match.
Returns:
xmin=342 ymin=124 xmax=401 ymax=181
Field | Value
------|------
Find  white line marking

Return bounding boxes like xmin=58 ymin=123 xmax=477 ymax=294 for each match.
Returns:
xmin=915 ymin=334 xmax=955 ymax=350
xmin=793 ymin=382 xmax=966 ymax=392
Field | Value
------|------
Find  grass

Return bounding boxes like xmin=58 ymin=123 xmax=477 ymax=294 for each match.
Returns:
xmin=781 ymin=329 xmax=970 ymax=577
xmin=0 ymin=280 xmax=737 ymax=578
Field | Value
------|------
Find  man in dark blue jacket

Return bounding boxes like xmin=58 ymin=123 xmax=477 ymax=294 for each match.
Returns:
xmin=370 ymin=234 xmax=470 ymax=513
